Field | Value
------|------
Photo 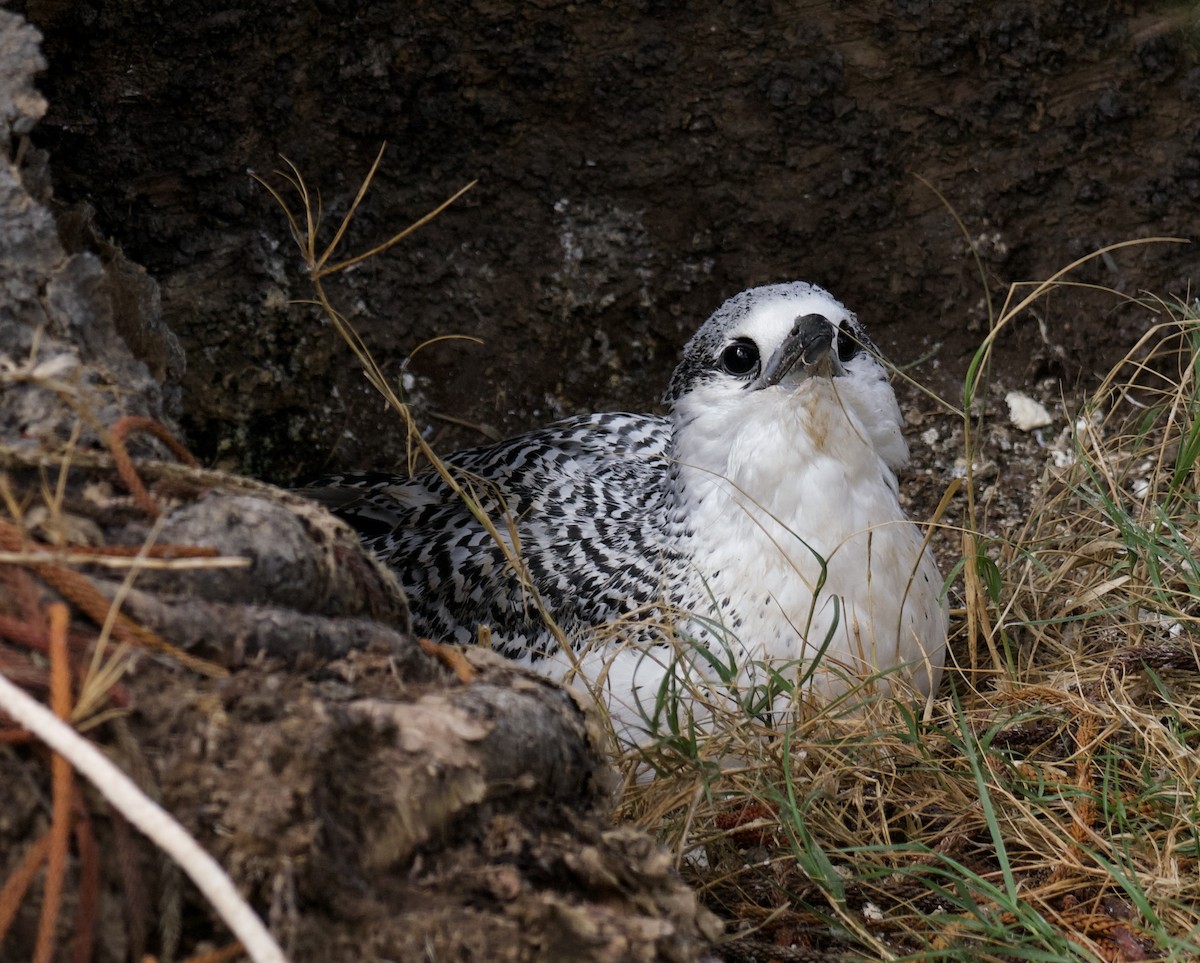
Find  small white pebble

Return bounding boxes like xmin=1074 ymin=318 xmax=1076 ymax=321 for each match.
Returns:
xmin=1005 ymin=391 xmax=1053 ymax=431
xmin=1051 ymin=448 xmax=1075 ymax=469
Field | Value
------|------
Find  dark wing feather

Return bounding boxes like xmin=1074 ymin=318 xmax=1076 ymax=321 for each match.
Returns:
xmin=305 ymin=412 xmax=674 ymax=661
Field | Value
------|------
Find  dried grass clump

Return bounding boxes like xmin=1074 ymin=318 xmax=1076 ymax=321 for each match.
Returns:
xmin=618 ymin=293 xmax=1200 ymax=962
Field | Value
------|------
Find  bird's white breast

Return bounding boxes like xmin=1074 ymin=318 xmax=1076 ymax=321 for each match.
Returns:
xmin=667 ymin=372 xmax=945 ymax=701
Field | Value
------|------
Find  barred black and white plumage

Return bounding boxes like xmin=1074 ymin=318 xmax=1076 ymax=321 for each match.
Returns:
xmin=317 ymin=412 xmax=676 ymax=662
xmin=310 ymin=282 xmax=948 ymax=737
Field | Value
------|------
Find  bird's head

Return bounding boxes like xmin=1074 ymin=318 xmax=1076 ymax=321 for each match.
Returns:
xmin=664 ymin=282 xmax=909 ymax=472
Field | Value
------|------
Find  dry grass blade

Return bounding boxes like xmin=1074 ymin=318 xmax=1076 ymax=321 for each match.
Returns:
xmin=106 ymin=415 xmax=199 ymax=517
xmin=0 ymin=834 xmax=51 ymax=949
xmin=0 ymin=474 xmax=230 ymax=682
xmin=255 ymin=147 xmax=583 ymax=673
xmin=70 ymin=797 xmax=99 ymax=963
xmin=32 ymin=604 xmax=74 ymax=963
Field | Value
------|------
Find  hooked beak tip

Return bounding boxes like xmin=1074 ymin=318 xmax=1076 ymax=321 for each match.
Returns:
xmin=755 ymin=313 xmax=839 ymax=389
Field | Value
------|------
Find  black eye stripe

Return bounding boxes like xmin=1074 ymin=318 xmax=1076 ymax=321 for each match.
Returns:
xmin=721 ymin=339 xmax=759 ymax=376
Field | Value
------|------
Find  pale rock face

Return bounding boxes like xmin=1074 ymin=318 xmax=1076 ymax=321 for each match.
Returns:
xmin=313 ymin=282 xmax=948 ymax=744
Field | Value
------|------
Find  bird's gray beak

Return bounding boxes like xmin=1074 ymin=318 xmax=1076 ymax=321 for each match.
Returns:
xmin=753 ymin=313 xmax=841 ymax=389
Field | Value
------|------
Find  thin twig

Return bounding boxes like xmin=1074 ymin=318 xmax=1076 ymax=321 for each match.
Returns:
xmin=71 ymin=791 xmax=99 ymax=963
xmin=33 ymin=603 xmax=74 ymax=963
xmin=0 ymin=833 xmax=51 ymax=947
xmin=108 ymin=415 xmax=199 ymax=517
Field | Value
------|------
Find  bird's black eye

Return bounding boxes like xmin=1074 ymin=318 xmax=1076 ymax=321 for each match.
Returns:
xmin=837 ymin=321 xmax=862 ymax=364
xmin=721 ymin=339 xmax=760 ymax=377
